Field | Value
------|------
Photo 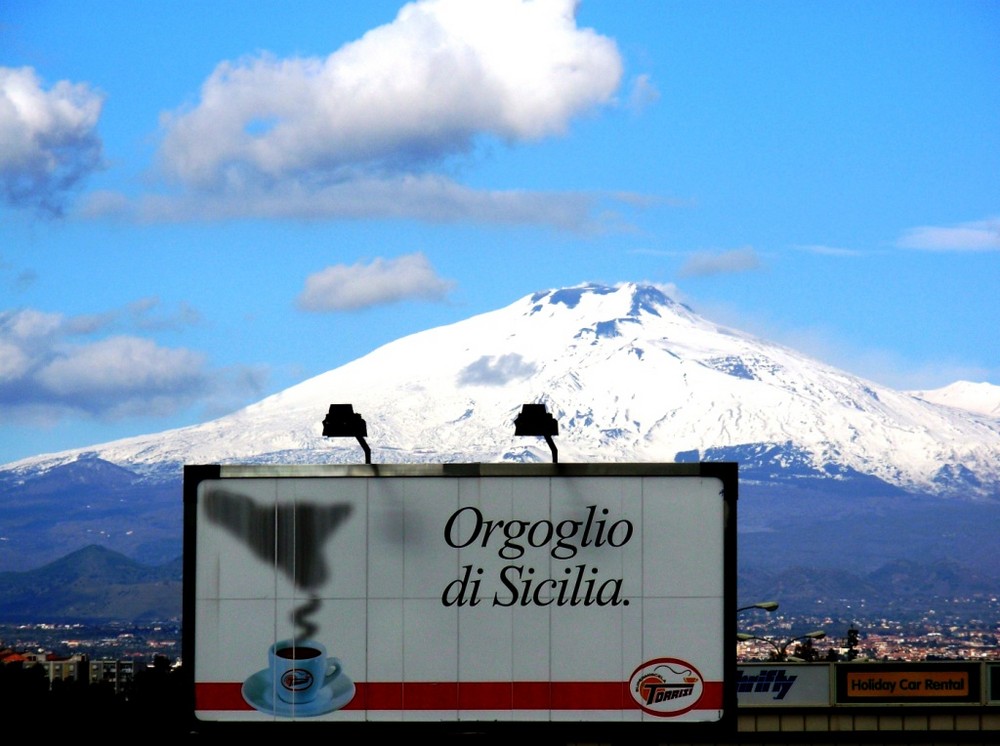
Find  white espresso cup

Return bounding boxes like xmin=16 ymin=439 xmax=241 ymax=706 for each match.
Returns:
xmin=268 ymin=638 xmax=342 ymax=704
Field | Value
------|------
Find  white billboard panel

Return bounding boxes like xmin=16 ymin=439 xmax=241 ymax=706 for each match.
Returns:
xmin=183 ymin=463 xmax=737 ymax=736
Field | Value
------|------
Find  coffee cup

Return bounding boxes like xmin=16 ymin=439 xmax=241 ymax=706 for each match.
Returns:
xmin=268 ymin=638 xmax=342 ymax=704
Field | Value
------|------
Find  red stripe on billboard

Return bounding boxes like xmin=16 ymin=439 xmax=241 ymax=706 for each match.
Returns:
xmin=196 ymin=680 xmax=723 ymax=712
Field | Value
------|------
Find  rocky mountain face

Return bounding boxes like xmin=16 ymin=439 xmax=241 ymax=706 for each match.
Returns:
xmin=2 ymin=282 xmax=998 ymax=613
xmin=0 ymin=459 xmax=181 ymax=572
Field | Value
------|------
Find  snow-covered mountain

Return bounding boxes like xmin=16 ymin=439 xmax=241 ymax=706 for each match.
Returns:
xmin=908 ymin=380 xmax=1000 ymax=419
xmin=4 ymin=282 xmax=1000 ymax=501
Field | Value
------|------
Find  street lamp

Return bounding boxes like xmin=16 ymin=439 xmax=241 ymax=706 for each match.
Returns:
xmin=737 ymin=601 xmax=779 ymax=613
xmin=321 ymin=404 xmax=371 ymax=464
xmin=737 ymin=630 xmax=826 ymax=661
xmin=514 ymin=403 xmax=559 ymax=463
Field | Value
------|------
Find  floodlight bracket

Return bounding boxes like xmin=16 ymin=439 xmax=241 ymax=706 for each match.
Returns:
xmin=322 ymin=404 xmax=371 ymax=464
xmin=514 ymin=403 xmax=559 ymax=463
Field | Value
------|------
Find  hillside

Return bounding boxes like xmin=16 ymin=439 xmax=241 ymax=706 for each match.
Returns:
xmin=0 ymin=545 xmax=182 ymax=623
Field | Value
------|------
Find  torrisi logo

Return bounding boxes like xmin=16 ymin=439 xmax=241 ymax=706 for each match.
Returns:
xmin=281 ymin=668 xmax=314 ymax=692
xmin=629 ymin=658 xmax=705 ymax=716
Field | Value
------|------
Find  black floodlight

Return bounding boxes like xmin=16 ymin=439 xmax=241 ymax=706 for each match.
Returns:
xmin=322 ymin=403 xmax=371 ymax=464
xmin=514 ymin=403 xmax=559 ymax=463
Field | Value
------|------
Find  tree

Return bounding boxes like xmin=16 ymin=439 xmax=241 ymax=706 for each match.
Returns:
xmin=846 ymin=627 xmax=860 ymax=661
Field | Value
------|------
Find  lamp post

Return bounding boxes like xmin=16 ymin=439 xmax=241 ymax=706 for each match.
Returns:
xmin=321 ymin=403 xmax=371 ymax=463
xmin=514 ymin=403 xmax=559 ymax=463
xmin=737 ymin=601 xmax=779 ymax=614
xmin=737 ymin=630 xmax=826 ymax=661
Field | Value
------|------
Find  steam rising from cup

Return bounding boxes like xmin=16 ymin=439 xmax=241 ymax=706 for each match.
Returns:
xmin=203 ymin=487 xmax=352 ymax=639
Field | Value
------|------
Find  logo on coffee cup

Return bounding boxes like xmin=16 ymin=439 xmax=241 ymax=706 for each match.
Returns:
xmin=281 ymin=668 xmax=315 ymax=691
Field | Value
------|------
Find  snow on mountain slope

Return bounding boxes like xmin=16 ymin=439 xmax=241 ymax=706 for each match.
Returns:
xmin=908 ymin=381 xmax=1000 ymax=419
xmin=3 ymin=283 xmax=999 ymax=499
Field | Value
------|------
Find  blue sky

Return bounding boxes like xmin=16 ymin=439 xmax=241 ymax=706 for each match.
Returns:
xmin=2 ymin=0 xmax=998 ymax=465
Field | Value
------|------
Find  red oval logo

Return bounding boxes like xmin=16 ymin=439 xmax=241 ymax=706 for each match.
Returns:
xmin=281 ymin=668 xmax=314 ymax=692
xmin=628 ymin=657 xmax=704 ymax=716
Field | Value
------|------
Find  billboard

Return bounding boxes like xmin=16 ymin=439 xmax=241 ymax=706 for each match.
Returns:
xmin=182 ymin=462 xmax=737 ymax=738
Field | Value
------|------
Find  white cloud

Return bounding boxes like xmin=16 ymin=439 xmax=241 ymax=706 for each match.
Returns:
xmin=0 ymin=304 xmax=263 ymax=422
xmin=297 ymin=252 xmax=455 ymax=311
xmin=35 ymin=336 xmax=207 ymax=406
xmin=0 ymin=339 xmax=31 ymax=381
xmin=626 ymin=73 xmax=659 ymax=113
xmin=678 ymin=246 xmax=762 ymax=278
xmin=0 ymin=66 xmax=105 ymax=216
xmin=0 ymin=307 xmax=63 ymax=342
xmin=897 ymin=217 xmax=1000 ymax=251
xmin=147 ymin=0 xmax=622 ymax=223
xmin=458 ymin=353 xmax=537 ymax=386
xmin=87 ymin=172 xmax=605 ymax=231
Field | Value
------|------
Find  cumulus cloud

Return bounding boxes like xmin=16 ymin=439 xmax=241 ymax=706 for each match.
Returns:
xmin=141 ymin=0 xmax=623 ymax=225
xmin=458 ymin=353 xmax=537 ymax=386
xmin=677 ymin=246 xmax=762 ymax=278
xmin=0 ymin=66 xmax=105 ymax=216
xmin=33 ymin=336 xmax=208 ymax=413
xmin=897 ymin=217 xmax=1000 ymax=251
xmin=297 ymin=252 xmax=455 ymax=311
xmin=0 ymin=302 xmax=262 ymax=423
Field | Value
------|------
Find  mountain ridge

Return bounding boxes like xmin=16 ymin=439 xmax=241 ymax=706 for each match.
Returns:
xmin=3 ymin=282 xmax=998 ymax=500
xmin=907 ymin=380 xmax=1000 ymax=418
xmin=0 ymin=544 xmax=182 ymax=622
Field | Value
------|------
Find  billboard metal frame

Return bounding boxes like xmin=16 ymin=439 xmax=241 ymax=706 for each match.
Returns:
xmin=182 ymin=461 xmax=738 ymax=740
